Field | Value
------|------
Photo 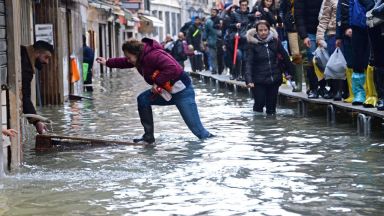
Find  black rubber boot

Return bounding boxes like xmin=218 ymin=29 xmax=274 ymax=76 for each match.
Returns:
xmin=323 ymin=80 xmax=334 ymax=99
xmin=333 ymin=79 xmax=344 ymax=101
xmin=374 ymin=67 xmax=384 ymax=106
xmin=133 ymin=107 xmax=155 ymax=144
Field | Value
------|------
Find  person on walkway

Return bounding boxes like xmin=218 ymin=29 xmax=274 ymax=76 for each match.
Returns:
xmin=96 ymin=38 xmax=213 ymax=144
xmin=245 ymin=20 xmax=294 ymax=114
xmin=335 ymin=0 xmax=354 ymax=103
xmin=83 ymin=35 xmax=95 ymax=92
xmin=204 ymin=10 xmax=219 ymax=74
xmin=187 ymin=16 xmax=204 ymax=72
xmin=229 ymin=0 xmax=253 ymax=81
xmin=316 ymin=0 xmax=342 ymax=100
xmin=295 ymin=0 xmax=327 ymax=98
xmin=251 ymin=0 xmax=277 ymax=26
xmin=280 ymin=0 xmax=304 ymax=92
xmin=21 ymin=40 xmax=54 ymax=134
xmin=360 ymin=0 xmax=384 ymax=110
xmin=162 ymin=34 xmax=174 ymax=53
xmin=171 ymin=32 xmax=188 ymax=68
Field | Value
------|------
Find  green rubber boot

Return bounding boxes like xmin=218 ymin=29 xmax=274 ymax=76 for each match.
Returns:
xmin=292 ymin=64 xmax=303 ymax=92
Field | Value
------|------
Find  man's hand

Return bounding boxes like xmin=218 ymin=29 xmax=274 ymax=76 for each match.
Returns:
xmin=345 ymin=28 xmax=352 ymax=37
xmin=35 ymin=121 xmax=48 ymax=134
xmin=247 ymin=83 xmax=255 ymax=88
xmin=255 ymin=11 xmax=262 ymax=17
xmin=96 ymin=57 xmax=107 ymax=65
xmin=336 ymin=39 xmax=343 ymax=48
xmin=303 ymin=37 xmax=311 ymax=48
xmin=236 ymin=23 xmax=241 ymax=29
xmin=2 ymin=129 xmax=17 ymax=137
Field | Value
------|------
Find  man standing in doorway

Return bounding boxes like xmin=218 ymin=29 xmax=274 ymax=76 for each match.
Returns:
xmin=21 ymin=40 xmax=54 ymax=134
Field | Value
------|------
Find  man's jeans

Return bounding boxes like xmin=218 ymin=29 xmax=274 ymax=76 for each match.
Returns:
xmin=137 ymin=84 xmax=211 ymax=139
xmin=208 ymin=46 xmax=218 ymax=73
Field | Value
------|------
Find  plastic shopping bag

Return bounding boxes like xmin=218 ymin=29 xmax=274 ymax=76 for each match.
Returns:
xmin=313 ymin=47 xmax=329 ymax=72
xmin=324 ymin=48 xmax=347 ymax=80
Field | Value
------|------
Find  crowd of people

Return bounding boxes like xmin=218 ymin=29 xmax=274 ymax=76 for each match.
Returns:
xmin=163 ymin=0 xmax=384 ymax=114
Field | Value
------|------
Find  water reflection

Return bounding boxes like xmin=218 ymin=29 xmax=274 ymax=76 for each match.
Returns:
xmin=0 ymin=70 xmax=383 ymax=215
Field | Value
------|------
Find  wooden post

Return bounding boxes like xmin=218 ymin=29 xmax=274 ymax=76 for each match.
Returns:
xmin=5 ymin=0 xmax=22 ymax=169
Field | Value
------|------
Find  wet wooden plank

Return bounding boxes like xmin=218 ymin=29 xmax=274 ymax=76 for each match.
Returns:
xmin=35 ymin=134 xmax=142 ymax=152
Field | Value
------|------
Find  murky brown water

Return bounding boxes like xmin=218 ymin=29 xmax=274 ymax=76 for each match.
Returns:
xmin=1 ymin=69 xmax=384 ymax=215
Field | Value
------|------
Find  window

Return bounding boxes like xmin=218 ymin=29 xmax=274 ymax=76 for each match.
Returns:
xmin=165 ymin=12 xmax=170 ymax=34
xmin=159 ymin=11 xmax=163 ymax=20
xmin=171 ymin=13 xmax=176 ymax=36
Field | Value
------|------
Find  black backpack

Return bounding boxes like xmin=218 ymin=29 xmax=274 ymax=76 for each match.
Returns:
xmin=171 ymin=40 xmax=188 ymax=61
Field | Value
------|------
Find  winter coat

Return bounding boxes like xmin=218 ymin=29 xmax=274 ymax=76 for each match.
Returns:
xmin=336 ymin=0 xmax=350 ymax=39
xmin=186 ymin=24 xmax=203 ymax=51
xmin=204 ymin=18 xmax=218 ymax=48
xmin=251 ymin=2 xmax=277 ymax=26
xmin=245 ymin=28 xmax=294 ymax=85
xmin=21 ymin=45 xmax=38 ymax=124
xmin=106 ymin=38 xmax=189 ymax=87
xmin=316 ymin=0 xmax=338 ymax=43
xmin=229 ymin=8 xmax=254 ymax=48
xmin=280 ymin=0 xmax=296 ymax=32
xmin=294 ymin=0 xmax=323 ymax=39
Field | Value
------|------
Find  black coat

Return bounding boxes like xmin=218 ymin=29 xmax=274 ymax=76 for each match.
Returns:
xmin=294 ymin=0 xmax=323 ymax=39
xmin=21 ymin=45 xmax=38 ymax=124
xmin=186 ymin=24 xmax=203 ymax=51
xmin=280 ymin=0 xmax=296 ymax=32
xmin=245 ymin=28 xmax=294 ymax=85
xmin=336 ymin=0 xmax=351 ymax=39
xmin=229 ymin=9 xmax=254 ymax=48
xmin=250 ymin=3 xmax=277 ymax=26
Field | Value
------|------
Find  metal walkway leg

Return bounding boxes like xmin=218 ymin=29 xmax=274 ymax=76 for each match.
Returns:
xmin=298 ymin=100 xmax=307 ymax=117
xmin=327 ymin=104 xmax=335 ymax=124
xmin=357 ymin=113 xmax=372 ymax=136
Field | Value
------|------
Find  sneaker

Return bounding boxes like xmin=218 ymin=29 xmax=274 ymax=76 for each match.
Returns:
xmin=318 ymin=87 xmax=328 ymax=98
xmin=308 ymin=90 xmax=319 ymax=99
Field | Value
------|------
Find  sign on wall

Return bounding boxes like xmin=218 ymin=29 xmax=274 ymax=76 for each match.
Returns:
xmin=35 ymin=24 xmax=54 ymax=46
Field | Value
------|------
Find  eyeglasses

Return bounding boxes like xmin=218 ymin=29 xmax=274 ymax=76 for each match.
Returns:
xmin=240 ymin=4 xmax=248 ymax=6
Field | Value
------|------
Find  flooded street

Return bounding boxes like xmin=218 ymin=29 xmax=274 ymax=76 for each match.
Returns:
xmin=1 ymin=70 xmax=384 ymax=215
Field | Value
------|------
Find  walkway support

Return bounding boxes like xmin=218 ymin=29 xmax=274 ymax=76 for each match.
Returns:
xmin=357 ymin=113 xmax=371 ymax=136
xmin=327 ymin=104 xmax=336 ymax=124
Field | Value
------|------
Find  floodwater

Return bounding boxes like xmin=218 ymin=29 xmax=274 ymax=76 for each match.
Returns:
xmin=1 ymin=69 xmax=384 ymax=216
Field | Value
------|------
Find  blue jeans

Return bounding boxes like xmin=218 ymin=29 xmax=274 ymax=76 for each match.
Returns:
xmin=326 ymin=35 xmax=336 ymax=56
xmin=137 ymin=84 xmax=211 ymax=139
xmin=208 ymin=46 xmax=218 ymax=73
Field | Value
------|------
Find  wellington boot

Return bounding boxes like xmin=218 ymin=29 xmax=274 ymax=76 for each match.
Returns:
xmin=344 ymin=68 xmax=354 ymax=103
xmin=374 ymin=67 xmax=384 ymax=110
xmin=292 ymin=64 xmax=303 ymax=92
xmin=363 ymin=65 xmax=378 ymax=108
xmin=134 ymin=107 xmax=155 ymax=144
xmin=352 ymin=72 xmax=366 ymax=106
xmin=333 ymin=79 xmax=344 ymax=101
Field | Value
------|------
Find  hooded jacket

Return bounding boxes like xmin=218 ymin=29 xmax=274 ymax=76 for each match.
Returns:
xmin=245 ymin=28 xmax=294 ymax=85
xmin=106 ymin=38 xmax=190 ymax=87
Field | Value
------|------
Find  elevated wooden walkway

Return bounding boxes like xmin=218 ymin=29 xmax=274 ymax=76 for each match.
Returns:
xmin=188 ymin=70 xmax=384 ymax=135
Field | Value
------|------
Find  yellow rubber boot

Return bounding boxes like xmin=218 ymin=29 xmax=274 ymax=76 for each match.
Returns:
xmin=344 ymin=68 xmax=354 ymax=103
xmin=363 ymin=65 xmax=378 ymax=108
